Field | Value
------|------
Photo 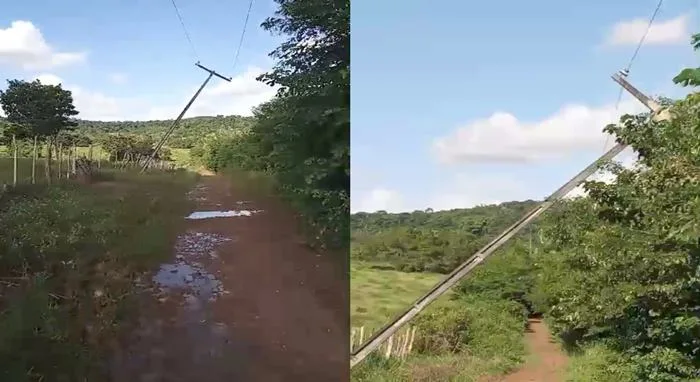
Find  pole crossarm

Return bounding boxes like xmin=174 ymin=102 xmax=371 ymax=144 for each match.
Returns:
xmin=350 ymin=74 xmax=671 ymax=368
xmin=140 ymin=62 xmax=231 ymax=172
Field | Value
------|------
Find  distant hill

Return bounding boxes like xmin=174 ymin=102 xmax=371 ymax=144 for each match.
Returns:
xmin=350 ymin=200 xmax=540 ymax=273
xmin=74 ymin=115 xmax=256 ymax=148
xmin=0 ymin=115 xmax=256 ymax=148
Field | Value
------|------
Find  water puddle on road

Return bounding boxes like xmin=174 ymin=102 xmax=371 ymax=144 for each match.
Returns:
xmin=185 ymin=210 xmax=262 ymax=219
xmin=153 ymin=232 xmax=232 ymax=301
xmin=113 ymin=230 xmax=236 ymax=379
xmin=153 ymin=262 xmax=224 ymax=302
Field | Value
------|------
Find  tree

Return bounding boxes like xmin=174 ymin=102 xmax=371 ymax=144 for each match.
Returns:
xmin=0 ymin=79 xmax=78 ymax=182
xmin=255 ymin=0 xmax=350 ymax=248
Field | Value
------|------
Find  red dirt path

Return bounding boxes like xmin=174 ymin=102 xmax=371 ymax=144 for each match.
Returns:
xmin=487 ymin=318 xmax=568 ymax=382
xmin=110 ymin=174 xmax=348 ymax=381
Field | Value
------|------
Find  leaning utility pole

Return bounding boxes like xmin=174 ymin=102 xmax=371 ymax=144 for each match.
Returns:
xmin=141 ymin=62 xmax=232 ymax=172
xmin=350 ymin=73 xmax=672 ymax=368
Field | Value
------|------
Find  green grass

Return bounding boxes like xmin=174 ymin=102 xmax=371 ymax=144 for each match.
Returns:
xmin=169 ymin=147 xmax=192 ymax=168
xmin=564 ymin=344 xmax=635 ymax=382
xmin=351 ymin=262 xmax=444 ymax=331
xmin=0 ymin=166 xmax=198 ymax=381
xmin=351 ymin=262 xmax=528 ymax=382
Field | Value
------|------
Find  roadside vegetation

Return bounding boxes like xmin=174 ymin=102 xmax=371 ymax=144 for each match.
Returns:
xmin=188 ymin=0 xmax=350 ymax=251
xmin=0 ymin=169 xmax=196 ymax=381
xmin=351 ymin=33 xmax=700 ymax=381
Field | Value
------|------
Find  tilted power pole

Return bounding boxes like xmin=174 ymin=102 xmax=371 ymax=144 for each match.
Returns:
xmin=350 ymin=73 xmax=672 ymax=368
xmin=141 ymin=62 xmax=232 ymax=172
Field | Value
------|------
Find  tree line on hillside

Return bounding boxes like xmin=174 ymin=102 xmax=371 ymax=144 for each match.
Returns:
xmin=356 ymin=33 xmax=700 ymax=380
xmin=190 ymin=0 xmax=349 ymax=250
xmin=350 ymin=200 xmax=539 ymax=273
xmin=74 ymin=115 xmax=255 ymax=148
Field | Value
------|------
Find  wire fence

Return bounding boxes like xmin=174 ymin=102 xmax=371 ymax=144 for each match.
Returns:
xmin=351 ymin=325 xmax=417 ymax=360
xmin=0 ymin=137 xmax=179 ymax=191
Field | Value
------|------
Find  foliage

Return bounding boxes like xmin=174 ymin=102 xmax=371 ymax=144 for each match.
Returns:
xmin=352 ymin=34 xmax=700 ymax=380
xmin=672 ymin=33 xmax=700 ymax=87
xmin=527 ymin=93 xmax=700 ymax=379
xmin=0 ymin=79 xmax=78 ymax=139
xmin=192 ymin=0 xmax=350 ymax=250
xmin=99 ymin=134 xmax=170 ymax=162
xmin=0 ymin=79 xmax=79 ymax=181
xmin=74 ymin=115 xmax=255 ymax=148
xmin=0 ymin=170 xmax=195 ymax=381
xmin=351 ymin=292 xmax=527 ymax=381
xmin=350 ymin=201 xmax=538 ymax=273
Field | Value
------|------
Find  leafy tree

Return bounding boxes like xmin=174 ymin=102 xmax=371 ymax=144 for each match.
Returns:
xmin=99 ymin=134 xmax=168 ymax=162
xmin=0 ymin=79 xmax=78 ymax=181
xmin=350 ymin=201 xmax=539 ymax=273
xmin=74 ymin=115 xmax=254 ymax=148
xmin=193 ymin=0 xmax=350 ymax=249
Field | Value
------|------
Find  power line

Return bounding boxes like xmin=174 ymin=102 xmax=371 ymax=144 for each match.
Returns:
xmin=232 ymin=0 xmax=255 ymax=70
xmin=604 ymin=0 xmax=664 ymax=152
xmin=626 ymin=0 xmax=664 ymax=72
xmin=169 ymin=0 xmax=200 ymax=61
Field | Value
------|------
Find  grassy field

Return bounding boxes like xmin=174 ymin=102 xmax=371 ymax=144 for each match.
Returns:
xmin=351 ymin=262 xmax=444 ymax=331
xmin=351 ymin=262 xmax=528 ymax=381
xmin=0 ymin=166 xmax=198 ymax=381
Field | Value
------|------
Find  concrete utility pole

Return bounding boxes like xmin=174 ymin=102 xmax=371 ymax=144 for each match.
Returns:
xmin=141 ymin=62 xmax=232 ymax=173
xmin=350 ymin=74 xmax=672 ymax=368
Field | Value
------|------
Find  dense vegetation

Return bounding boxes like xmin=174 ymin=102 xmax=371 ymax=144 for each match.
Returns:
xmin=0 ymin=170 xmax=196 ymax=380
xmin=353 ymin=32 xmax=700 ymax=381
xmin=351 ymin=200 xmax=538 ymax=273
xmin=74 ymin=115 xmax=255 ymax=149
xmin=189 ymin=0 xmax=350 ymax=250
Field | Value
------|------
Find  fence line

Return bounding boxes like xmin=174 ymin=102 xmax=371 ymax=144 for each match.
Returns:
xmin=350 ymin=326 xmax=417 ymax=360
xmin=0 ymin=138 xmax=178 ymax=192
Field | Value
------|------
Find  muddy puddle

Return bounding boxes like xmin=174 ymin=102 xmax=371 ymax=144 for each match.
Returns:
xmin=112 ymin=230 xmax=237 ymax=378
xmin=153 ymin=232 xmax=232 ymax=302
xmin=185 ymin=210 xmax=262 ymax=219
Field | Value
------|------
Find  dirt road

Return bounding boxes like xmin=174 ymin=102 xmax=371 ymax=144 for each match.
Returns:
xmin=489 ymin=318 xmax=568 ymax=382
xmin=111 ymin=174 xmax=348 ymax=381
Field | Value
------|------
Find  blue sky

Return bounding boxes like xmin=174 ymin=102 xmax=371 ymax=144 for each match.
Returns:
xmin=351 ymin=0 xmax=699 ymax=213
xmin=0 ymin=0 xmax=281 ymax=121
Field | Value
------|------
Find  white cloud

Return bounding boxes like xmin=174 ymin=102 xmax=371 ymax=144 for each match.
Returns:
xmin=27 ymin=73 xmax=135 ymax=121
xmin=0 ymin=21 xmax=86 ymax=70
xmin=35 ymin=73 xmax=63 ymax=86
xmin=433 ymin=100 xmax=647 ymax=165
xmin=108 ymin=72 xmax=128 ymax=85
xmin=353 ymin=188 xmax=404 ymax=213
xmin=143 ymin=66 xmax=276 ymax=120
xmin=19 ymin=66 xmax=275 ymax=121
xmin=604 ymin=14 xmax=689 ymax=46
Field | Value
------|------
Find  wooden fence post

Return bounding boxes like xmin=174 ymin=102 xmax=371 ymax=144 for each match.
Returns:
xmin=12 ymin=134 xmax=17 ymax=187
xmin=32 ymin=136 xmax=37 ymax=184
xmin=57 ymin=143 xmax=63 ymax=180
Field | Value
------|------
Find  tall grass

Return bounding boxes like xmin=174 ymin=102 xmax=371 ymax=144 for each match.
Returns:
xmin=350 ymin=263 xmax=528 ymax=382
xmin=0 ymin=168 xmax=197 ymax=381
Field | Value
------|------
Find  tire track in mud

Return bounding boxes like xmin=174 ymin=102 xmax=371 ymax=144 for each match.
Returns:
xmin=110 ymin=174 xmax=348 ymax=381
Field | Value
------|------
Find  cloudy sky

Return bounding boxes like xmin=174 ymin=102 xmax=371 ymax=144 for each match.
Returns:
xmin=0 ymin=0 xmax=281 ymax=121
xmin=2 ymin=1 xmax=698 ymax=214
xmin=351 ymin=0 xmax=698 ymax=213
